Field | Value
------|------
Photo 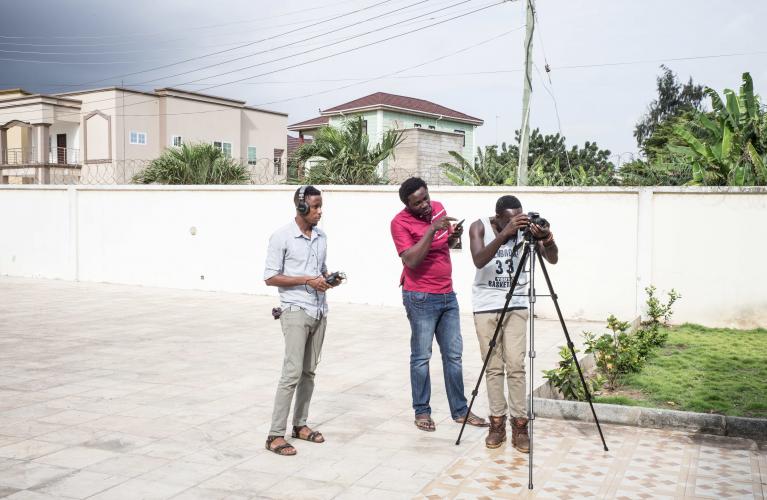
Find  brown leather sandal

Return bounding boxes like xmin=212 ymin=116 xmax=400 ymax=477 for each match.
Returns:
xmin=454 ymin=411 xmax=490 ymax=427
xmin=265 ymin=436 xmax=296 ymax=456
xmin=414 ymin=414 xmax=436 ymax=432
xmin=292 ymin=425 xmax=325 ymax=443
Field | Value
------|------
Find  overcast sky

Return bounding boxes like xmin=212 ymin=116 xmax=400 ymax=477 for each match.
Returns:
xmin=2 ymin=0 xmax=765 ymax=159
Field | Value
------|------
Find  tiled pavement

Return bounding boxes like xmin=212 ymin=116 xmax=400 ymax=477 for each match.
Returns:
xmin=0 ymin=277 xmax=764 ymax=499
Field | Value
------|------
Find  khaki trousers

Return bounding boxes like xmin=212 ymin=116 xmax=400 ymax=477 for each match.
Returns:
xmin=473 ymin=309 xmax=529 ymax=418
xmin=268 ymin=309 xmax=326 ymax=437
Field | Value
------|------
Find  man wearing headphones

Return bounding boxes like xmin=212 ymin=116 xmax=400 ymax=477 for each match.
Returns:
xmin=263 ymin=185 xmax=338 ymax=456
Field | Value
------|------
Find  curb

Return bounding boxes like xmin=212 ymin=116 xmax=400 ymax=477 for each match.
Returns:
xmin=533 ymin=398 xmax=767 ymax=441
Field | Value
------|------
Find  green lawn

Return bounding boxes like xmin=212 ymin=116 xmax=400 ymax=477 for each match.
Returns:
xmin=594 ymin=323 xmax=767 ymax=417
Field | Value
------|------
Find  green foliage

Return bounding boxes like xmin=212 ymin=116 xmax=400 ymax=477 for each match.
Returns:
xmin=642 ymin=286 xmax=681 ymax=346
xmin=543 ymin=346 xmax=603 ymax=401
xmin=514 ymin=129 xmax=617 ymax=186
xmin=133 ymin=143 xmax=249 ymax=185
xmin=616 ymin=324 xmax=767 ymax=417
xmin=583 ymin=315 xmax=644 ymax=390
xmin=585 ymin=289 xmax=682 ymax=392
xmin=286 ymin=157 xmax=302 ymax=184
xmin=617 ymin=157 xmax=692 ymax=186
xmin=633 ymin=65 xmax=705 ymax=154
xmin=668 ymin=72 xmax=767 ymax=186
xmin=294 ymin=117 xmax=404 ymax=185
xmin=442 ymin=129 xmax=616 ymax=186
xmin=439 ymin=147 xmax=515 ymax=186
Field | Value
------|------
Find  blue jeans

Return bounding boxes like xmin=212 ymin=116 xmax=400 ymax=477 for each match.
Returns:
xmin=402 ymin=290 xmax=468 ymax=420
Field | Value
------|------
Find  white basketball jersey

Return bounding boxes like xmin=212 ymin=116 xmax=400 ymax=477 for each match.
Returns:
xmin=472 ymin=217 xmax=529 ymax=313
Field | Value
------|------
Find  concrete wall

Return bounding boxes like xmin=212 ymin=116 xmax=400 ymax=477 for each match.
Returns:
xmin=387 ymin=128 xmax=465 ymax=185
xmin=0 ymin=185 xmax=765 ymax=328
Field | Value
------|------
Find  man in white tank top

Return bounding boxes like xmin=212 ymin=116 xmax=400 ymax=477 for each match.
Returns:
xmin=468 ymin=195 xmax=558 ymax=451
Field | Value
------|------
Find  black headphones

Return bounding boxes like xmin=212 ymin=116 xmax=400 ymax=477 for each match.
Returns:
xmin=296 ymin=185 xmax=309 ymax=215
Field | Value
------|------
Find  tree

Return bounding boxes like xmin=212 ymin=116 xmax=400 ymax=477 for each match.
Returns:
xmin=668 ymin=72 xmax=767 ymax=186
xmin=617 ymin=157 xmax=692 ymax=186
xmin=442 ymin=129 xmax=616 ymax=186
xmin=439 ymin=147 xmax=515 ymax=186
xmin=503 ymin=129 xmax=616 ymax=185
xmin=133 ymin=143 xmax=249 ymax=184
xmin=633 ymin=65 xmax=705 ymax=156
xmin=294 ymin=117 xmax=404 ymax=185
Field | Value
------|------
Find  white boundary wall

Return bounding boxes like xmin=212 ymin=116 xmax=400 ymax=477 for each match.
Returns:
xmin=1 ymin=185 xmax=765 ymax=328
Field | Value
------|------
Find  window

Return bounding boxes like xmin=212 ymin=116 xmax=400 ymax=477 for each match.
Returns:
xmin=454 ymin=129 xmax=466 ymax=147
xmin=213 ymin=141 xmax=232 ymax=158
xmin=130 ymin=131 xmax=147 ymax=145
xmin=428 ymin=125 xmax=436 ymax=130
xmin=273 ymin=149 xmax=284 ymax=176
xmin=362 ymin=119 xmax=368 ymax=135
xmin=171 ymin=135 xmax=182 ymax=147
xmin=247 ymin=146 xmax=257 ymax=165
xmin=413 ymin=123 xmax=422 ymax=128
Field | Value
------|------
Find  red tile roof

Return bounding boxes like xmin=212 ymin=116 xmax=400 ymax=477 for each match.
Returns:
xmin=321 ymin=92 xmax=483 ymax=125
xmin=287 ymin=135 xmax=311 ymax=158
xmin=288 ymin=115 xmax=329 ymax=130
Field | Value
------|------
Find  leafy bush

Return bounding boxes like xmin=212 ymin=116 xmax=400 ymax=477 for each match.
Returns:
xmin=133 ymin=143 xmax=249 ymax=185
xmin=642 ymin=285 xmax=681 ymax=346
xmin=543 ymin=346 xmax=603 ymax=401
xmin=546 ymin=286 xmax=681 ymax=400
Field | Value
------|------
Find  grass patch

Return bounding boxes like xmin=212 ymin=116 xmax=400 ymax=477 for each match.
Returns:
xmin=596 ymin=323 xmax=767 ymax=417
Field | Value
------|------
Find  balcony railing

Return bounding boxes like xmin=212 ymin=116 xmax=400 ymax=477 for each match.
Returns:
xmin=1 ymin=147 xmax=80 ymax=166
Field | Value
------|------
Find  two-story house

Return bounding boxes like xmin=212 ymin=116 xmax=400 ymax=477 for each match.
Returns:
xmin=287 ymin=92 xmax=483 ymax=184
xmin=0 ymin=87 xmax=288 ymax=184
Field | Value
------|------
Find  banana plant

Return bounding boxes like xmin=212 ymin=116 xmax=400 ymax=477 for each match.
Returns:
xmin=439 ymin=147 xmax=516 ymax=186
xmin=669 ymin=72 xmax=767 ymax=186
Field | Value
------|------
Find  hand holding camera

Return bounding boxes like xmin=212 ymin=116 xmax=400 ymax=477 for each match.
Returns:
xmin=525 ymin=211 xmax=551 ymax=241
xmin=325 ymin=271 xmax=346 ymax=287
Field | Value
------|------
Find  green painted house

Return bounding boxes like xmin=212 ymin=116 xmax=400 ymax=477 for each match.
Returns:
xmin=288 ymin=92 xmax=483 ymax=183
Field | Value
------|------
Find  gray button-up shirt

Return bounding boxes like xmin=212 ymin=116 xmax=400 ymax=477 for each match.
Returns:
xmin=264 ymin=220 xmax=328 ymax=319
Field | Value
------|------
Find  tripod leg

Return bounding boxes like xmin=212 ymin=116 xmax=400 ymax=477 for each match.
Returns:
xmin=527 ymin=240 xmax=536 ymax=490
xmin=456 ymin=245 xmax=531 ymax=446
xmin=536 ymin=251 xmax=609 ymax=452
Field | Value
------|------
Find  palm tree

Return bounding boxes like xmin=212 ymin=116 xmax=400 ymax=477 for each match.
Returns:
xmin=439 ymin=147 xmax=516 ymax=186
xmin=133 ymin=143 xmax=250 ymax=185
xmin=294 ymin=117 xmax=404 ymax=185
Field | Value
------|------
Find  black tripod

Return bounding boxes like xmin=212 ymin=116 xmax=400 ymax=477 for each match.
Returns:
xmin=456 ymin=232 xmax=609 ymax=490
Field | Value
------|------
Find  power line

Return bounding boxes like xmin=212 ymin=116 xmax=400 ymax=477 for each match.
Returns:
xmin=0 ymin=0 xmax=361 ymax=43
xmin=4 ymin=48 xmax=767 ymax=91
xmin=0 ymin=1 xmax=506 ymax=121
xmin=194 ymin=1 xmax=504 ymax=93
xmin=131 ymin=0 xmax=445 ymax=86
xmin=253 ymin=25 xmax=523 ymax=107
xmin=0 ymin=0 xmax=478 ymax=115
xmin=81 ymin=0 xmax=401 ymax=87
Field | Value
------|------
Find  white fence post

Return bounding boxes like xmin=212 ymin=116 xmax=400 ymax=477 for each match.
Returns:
xmin=635 ymin=187 xmax=654 ymax=320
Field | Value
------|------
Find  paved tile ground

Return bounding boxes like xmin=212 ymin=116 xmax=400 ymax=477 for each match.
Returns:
xmin=0 ymin=277 xmax=764 ymax=499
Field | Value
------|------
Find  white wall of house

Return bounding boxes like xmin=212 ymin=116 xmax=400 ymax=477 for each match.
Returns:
xmin=162 ymin=97 xmax=241 ymax=154
xmin=0 ymin=185 xmax=764 ymax=328
xmin=241 ymin=108 xmax=288 ymax=175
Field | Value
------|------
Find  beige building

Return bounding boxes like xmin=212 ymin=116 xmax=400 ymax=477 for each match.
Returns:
xmin=0 ymin=87 xmax=288 ymax=184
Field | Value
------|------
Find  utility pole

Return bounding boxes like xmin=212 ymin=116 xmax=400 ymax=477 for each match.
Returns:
xmin=517 ymin=0 xmax=535 ymax=185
